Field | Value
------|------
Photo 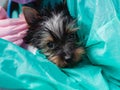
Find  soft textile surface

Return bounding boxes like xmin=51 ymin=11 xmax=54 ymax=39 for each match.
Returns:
xmin=0 ymin=0 xmax=120 ymax=90
xmin=0 ymin=6 xmax=28 ymax=45
xmin=67 ymin=0 xmax=120 ymax=89
xmin=12 ymin=0 xmax=35 ymax=4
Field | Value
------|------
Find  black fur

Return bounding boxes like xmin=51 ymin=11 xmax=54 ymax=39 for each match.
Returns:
xmin=23 ymin=3 xmax=84 ymax=67
xmin=24 ymin=3 xmax=74 ymax=45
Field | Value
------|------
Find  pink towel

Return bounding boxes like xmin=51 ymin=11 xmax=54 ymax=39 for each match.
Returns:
xmin=0 ymin=6 xmax=28 ymax=45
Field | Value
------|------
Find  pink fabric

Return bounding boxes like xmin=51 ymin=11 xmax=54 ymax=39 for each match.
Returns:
xmin=12 ymin=0 xmax=35 ymax=4
xmin=0 ymin=6 xmax=28 ymax=45
xmin=0 ymin=7 xmax=7 ymax=19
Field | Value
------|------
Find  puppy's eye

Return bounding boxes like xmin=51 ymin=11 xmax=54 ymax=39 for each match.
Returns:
xmin=47 ymin=42 xmax=55 ymax=49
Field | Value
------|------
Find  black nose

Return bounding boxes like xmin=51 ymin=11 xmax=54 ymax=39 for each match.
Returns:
xmin=64 ymin=55 xmax=72 ymax=63
xmin=65 ymin=57 xmax=72 ymax=63
xmin=61 ymin=52 xmax=73 ymax=63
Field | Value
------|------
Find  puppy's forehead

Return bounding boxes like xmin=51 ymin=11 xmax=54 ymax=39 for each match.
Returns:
xmin=39 ymin=12 xmax=77 ymax=39
xmin=43 ymin=13 xmax=64 ymax=38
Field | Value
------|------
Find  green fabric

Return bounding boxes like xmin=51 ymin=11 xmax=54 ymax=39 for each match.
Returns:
xmin=67 ymin=0 xmax=120 ymax=89
xmin=0 ymin=0 xmax=120 ymax=90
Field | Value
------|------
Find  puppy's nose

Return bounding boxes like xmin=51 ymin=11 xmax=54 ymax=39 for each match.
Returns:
xmin=65 ymin=56 xmax=72 ymax=63
xmin=64 ymin=55 xmax=72 ymax=63
xmin=65 ymin=55 xmax=71 ymax=60
xmin=61 ymin=52 xmax=73 ymax=63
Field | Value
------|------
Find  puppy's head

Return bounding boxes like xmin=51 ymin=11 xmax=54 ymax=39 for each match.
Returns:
xmin=23 ymin=4 xmax=85 ymax=67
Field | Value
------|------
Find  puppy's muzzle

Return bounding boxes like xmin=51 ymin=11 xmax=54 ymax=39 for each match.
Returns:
xmin=61 ymin=51 xmax=73 ymax=63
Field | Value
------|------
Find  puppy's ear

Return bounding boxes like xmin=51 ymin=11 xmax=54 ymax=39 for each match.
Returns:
xmin=22 ymin=6 xmax=40 ymax=26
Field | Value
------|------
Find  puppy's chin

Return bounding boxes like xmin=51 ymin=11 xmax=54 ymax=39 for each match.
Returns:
xmin=49 ymin=56 xmax=68 ymax=68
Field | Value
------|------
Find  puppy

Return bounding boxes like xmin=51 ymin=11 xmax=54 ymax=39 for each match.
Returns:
xmin=23 ymin=3 xmax=85 ymax=67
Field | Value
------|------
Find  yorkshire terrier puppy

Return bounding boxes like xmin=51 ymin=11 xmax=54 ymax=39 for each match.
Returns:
xmin=23 ymin=3 xmax=85 ymax=67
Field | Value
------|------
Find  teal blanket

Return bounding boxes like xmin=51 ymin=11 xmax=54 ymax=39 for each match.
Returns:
xmin=0 ymin=0 xmax=120 ymax=90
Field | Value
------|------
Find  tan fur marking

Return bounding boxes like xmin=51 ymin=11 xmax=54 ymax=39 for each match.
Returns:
xmin=74 ymin=48 xmax=85 ymax=62
xmin=49 ymin=56 xmax=67 ymax=67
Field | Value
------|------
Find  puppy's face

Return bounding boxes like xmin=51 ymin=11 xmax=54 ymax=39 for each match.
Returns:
xmin=23 ymin=5 xmax=85 ymax=67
